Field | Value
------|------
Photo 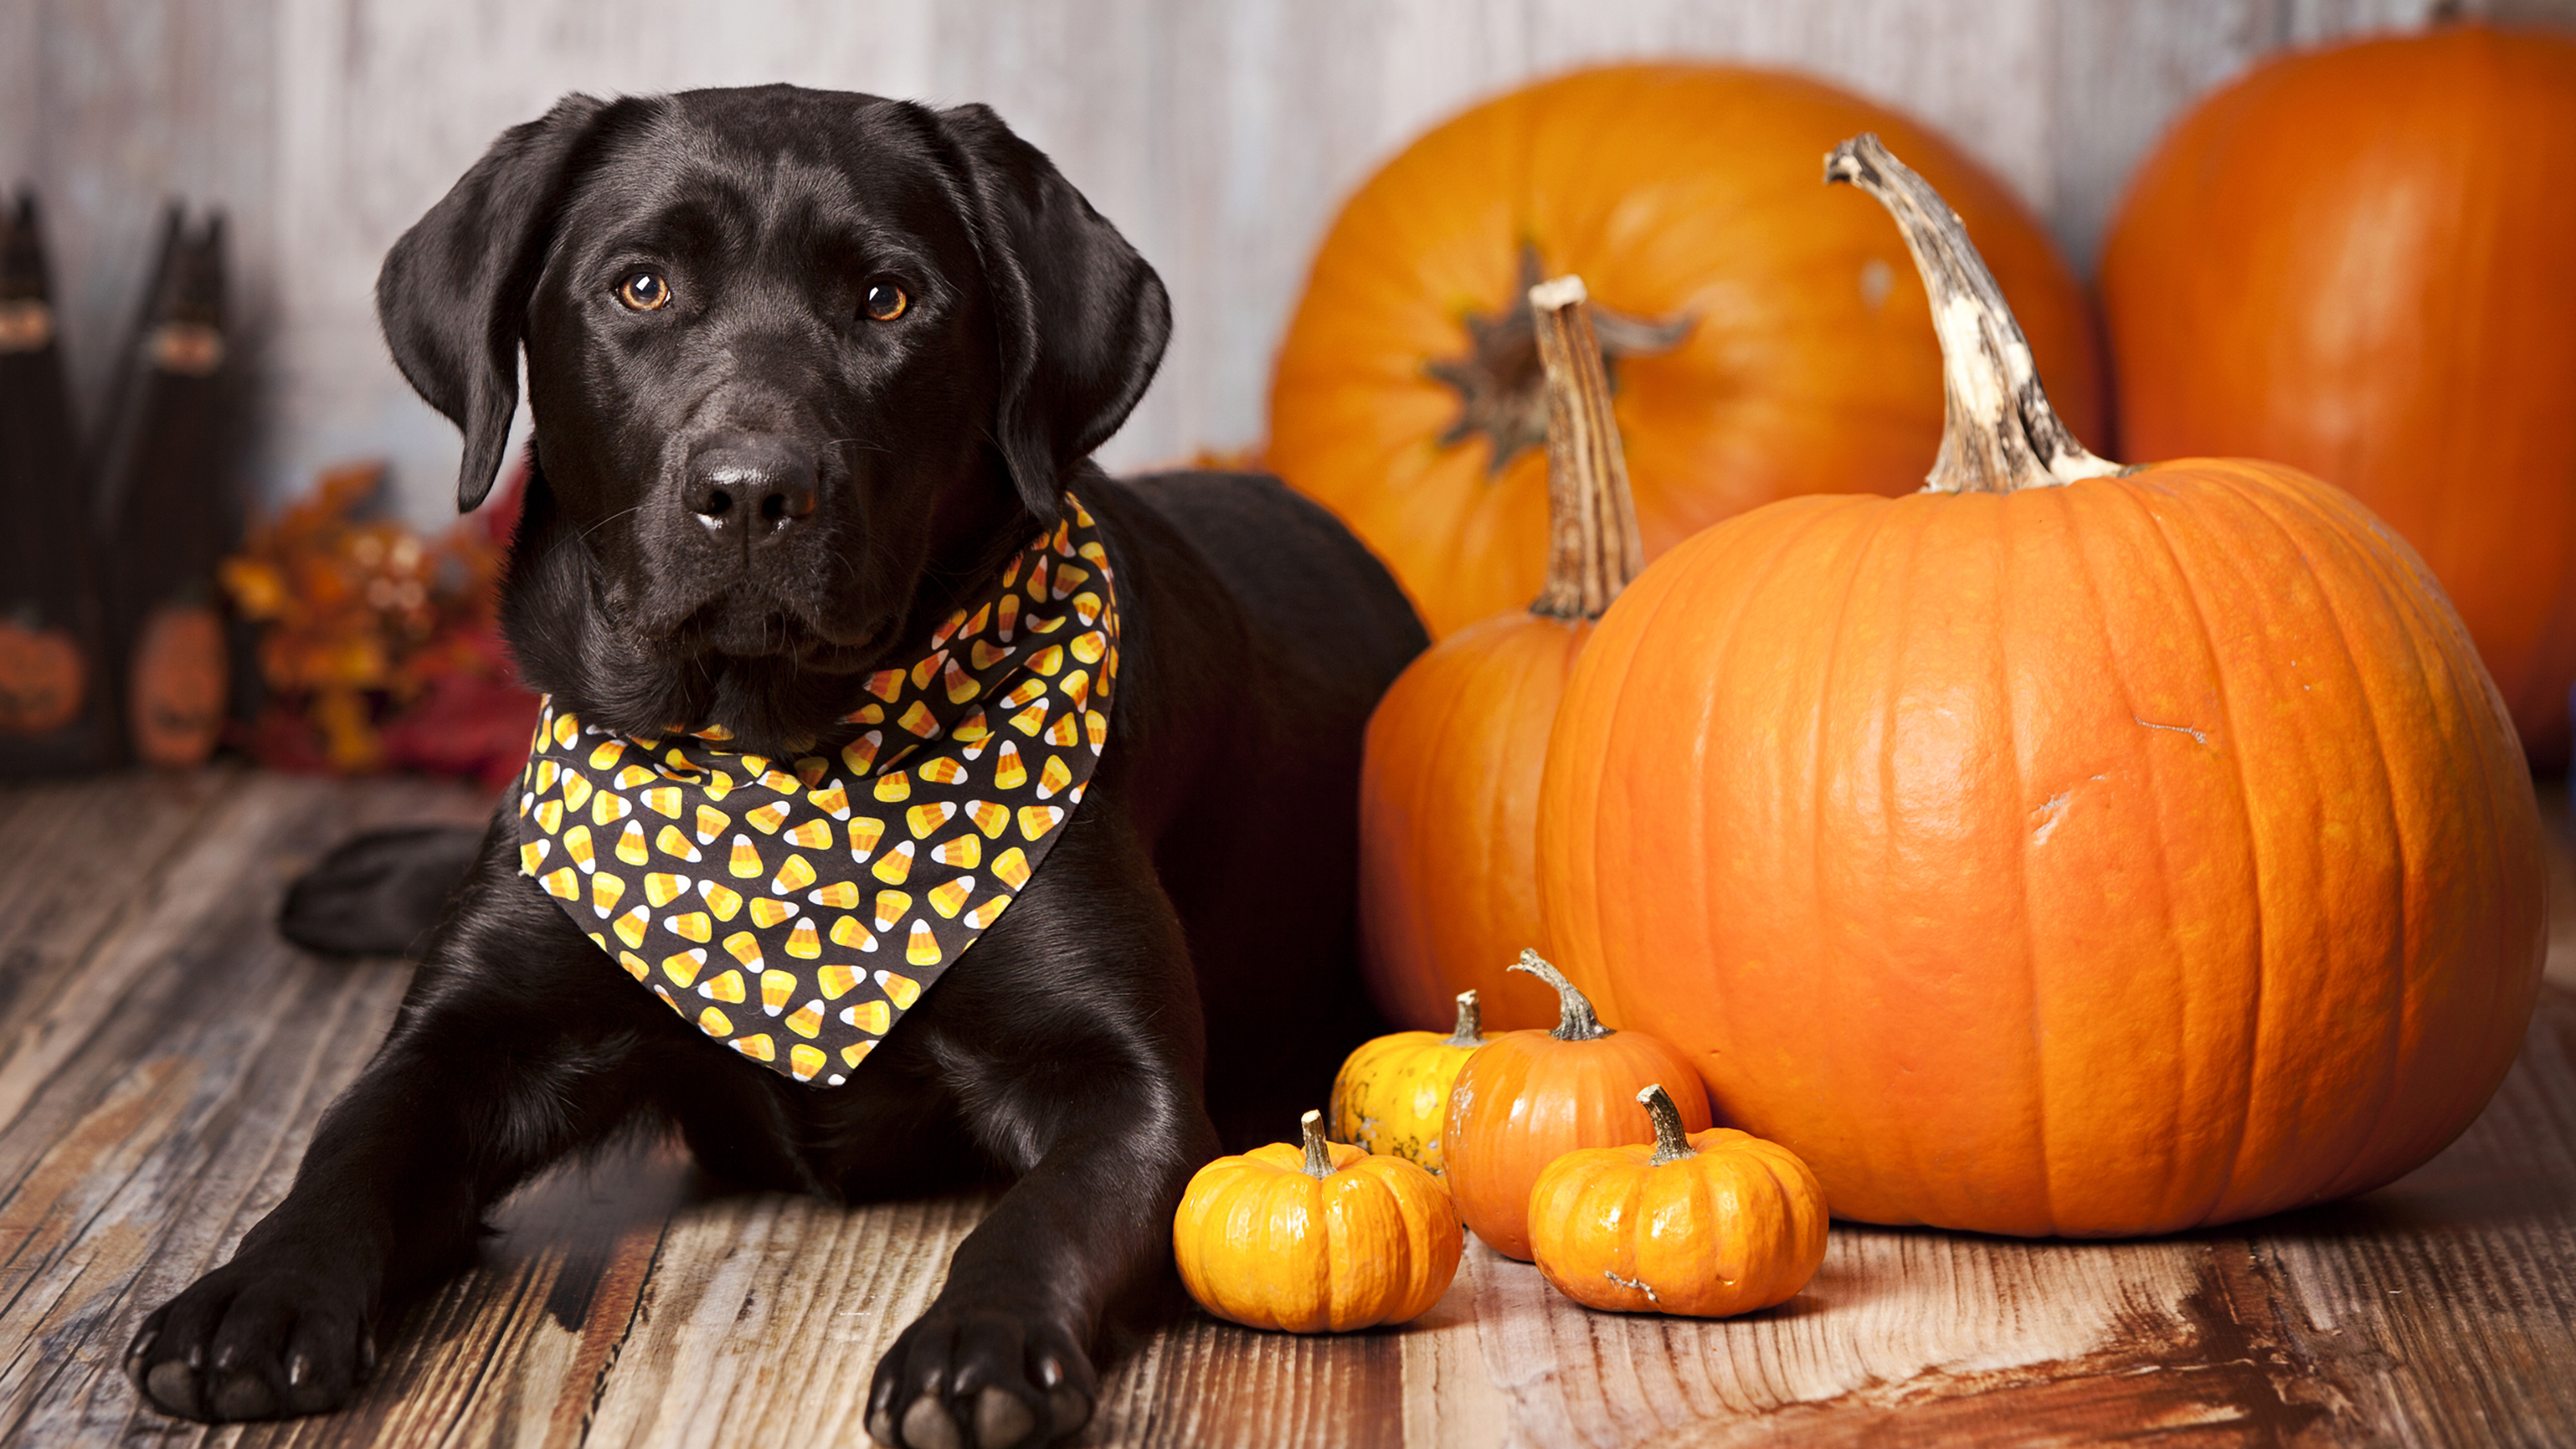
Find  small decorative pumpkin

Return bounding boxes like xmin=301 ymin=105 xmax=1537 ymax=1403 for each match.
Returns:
xmin=1267 ymin=64 xmax=2103 ymax=641
xmin=0 ymin=615 xmax=84 ymax=736
xmin=1529 ymin=1084 xmax=1828 ymax=1317
xmin=2101 ymin=24 xmax=2576 ymax=764
xmin=1440 ymin=952 xmax=1711 ymax=1261
xmin=1331 ymin=989 xmax=1487 ymax=1174
xmin=128 ymin=602 xmax=226 ymax=766
xmin=1174 ymin=1109 xmax=1463 ymax=1333
xmin=1360 ymin=276 xmax=1643 ymax=1033
xmin=1535 ymin=134 xmax=2546 ymax=1237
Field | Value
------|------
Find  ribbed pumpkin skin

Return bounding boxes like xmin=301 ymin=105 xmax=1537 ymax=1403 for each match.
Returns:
xmin=1538 ymin=461 xmax=2547 ymax=1237
xmin=1267 ymin=64 xmax=2104 ymax=641
xmin=1360 ymin=613 xmax=1588 ymax=1032
xmin=1330 ymin=1024 xmax=1483 ymax=1174
xmin=1174 ymin=1137 xmax=1463 ymax=1332
xmin=1528 ymin=1127 xmax=1827 ymax=1316
xmin=2101 ymin=27 xmax=2576 ymax=764
xmin=1442 ymin=1030 xmax=1712 ymax=1260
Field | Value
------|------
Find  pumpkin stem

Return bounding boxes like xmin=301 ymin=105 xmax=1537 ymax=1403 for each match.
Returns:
xmin=1445 ymin=989 xmax=1486 ymax=1048
xmin=1638 ymin=1084 xmax=1699 ymax=1166
xmin=1527 ymin=276 xmax=1648 ymax=621
xmin=1299 ymin=1109 xmax=1335 ymax=1179
xmin=1509 ymin=948 xmax=1612 ymax=1042
xmin=1823 ymin=134 xmax=2123 ymax=495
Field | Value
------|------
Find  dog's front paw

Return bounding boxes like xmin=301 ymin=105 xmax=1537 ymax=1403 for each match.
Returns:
xmin=125 ymin=1257 xmax=375 ymax=1422
xmin=867 ymin=1303 xmax=1096 ymax=1449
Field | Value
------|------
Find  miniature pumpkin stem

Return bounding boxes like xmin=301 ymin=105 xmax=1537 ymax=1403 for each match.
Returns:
xmin=1509 ymin=948 xmax=1612 ymax=1042
xmin=1823 ymin=134 xmax=2123 ymax=496
xmin=1299 ymin=1109 xmax=1335 ymax=1179
xmin=1527 ymin=276 xmax=1648 ymax=621
xmin=1638 ymin=1084 xmax=1699 ymax=1166
xmin=1446 ymin=989 xmax=1486 ymax=1048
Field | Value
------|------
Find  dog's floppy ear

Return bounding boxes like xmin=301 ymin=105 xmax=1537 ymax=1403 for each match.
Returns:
xmin=377 ymin=95 xmax=612 ymax=512
xmin=935 ymin=104 xmax=1171 ymax=518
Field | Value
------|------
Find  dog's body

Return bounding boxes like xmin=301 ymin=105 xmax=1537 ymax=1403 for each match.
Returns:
xmin=128 ymin=86 xmax=1423 ymax=1448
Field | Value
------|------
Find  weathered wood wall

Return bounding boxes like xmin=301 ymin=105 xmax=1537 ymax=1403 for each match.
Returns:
xmin=2 ymin=0 xmax=2564 ymax=527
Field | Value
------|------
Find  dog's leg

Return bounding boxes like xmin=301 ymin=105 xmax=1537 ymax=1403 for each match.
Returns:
xmin=126 ymin=828 xmax=663 ymax=1422
xmin=866 ymin=815 xmax=1219 ymax=1449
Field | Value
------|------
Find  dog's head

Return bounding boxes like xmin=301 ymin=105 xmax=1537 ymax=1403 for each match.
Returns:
xmin=378 ymin=87 xmax=1167 ymax=749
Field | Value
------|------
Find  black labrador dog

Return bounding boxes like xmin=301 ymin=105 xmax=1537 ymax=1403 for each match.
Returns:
xmin=126 ymin=86 xmax=1422 ymax=1448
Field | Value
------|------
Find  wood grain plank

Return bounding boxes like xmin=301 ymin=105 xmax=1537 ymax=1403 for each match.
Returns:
xmin=0 ymin=771 xmax=486 ymax=1447
xmin=2 ymin=770 xmax=2570 ymax=1448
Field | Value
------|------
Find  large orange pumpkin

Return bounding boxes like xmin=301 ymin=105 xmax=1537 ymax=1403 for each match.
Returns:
xmin=1359 ymin=276 xmax=1642 ymax=1031
xmin=1536 ymin=134 xmax=2548 ymax=1238
xmin=2101 ymin=25 xmax=2576 ymax=765
xmin=1267 ymin=64 xmax=2105 ymax=641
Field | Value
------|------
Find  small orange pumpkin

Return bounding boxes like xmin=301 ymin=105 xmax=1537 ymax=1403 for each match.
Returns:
xmin=1440 ymin=952 xmax=1711 ymax=1261
xmin=1330 ymin=989 xmax=1487 ymax=1175
xmin=1359 ymin=276 xmax=1643 ymax=1033
xmin=0 ymin=616 xmax=85 ymax=736
xmin=1529 ymin=1084 xmax=1828 ymax=1317
xmin=1173 ymin=1109 xmax=1463 ymax=1333
xmin=129 ymin=601 xmax=226 ymax=766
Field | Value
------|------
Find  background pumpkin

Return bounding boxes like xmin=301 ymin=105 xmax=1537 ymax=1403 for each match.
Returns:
xmin=0 ymin=619 xmax=85 ymax=737
xmin=2100 ymin=24 xmax=2576 ymax=766
xmin=1359 ymin=277 xmax=1643 ymax=1031
xmin=128 ymin=603 xmax=227 ymax=768
xmin=1266 ymin=63 xmax=2106 ymax=641
xmin=1536 ymin=134 xmax=2547 ymax=1239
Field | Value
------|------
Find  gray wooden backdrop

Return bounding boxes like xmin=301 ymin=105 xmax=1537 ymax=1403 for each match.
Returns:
xmin=3 ymin=0 xmax=2562 ymax=528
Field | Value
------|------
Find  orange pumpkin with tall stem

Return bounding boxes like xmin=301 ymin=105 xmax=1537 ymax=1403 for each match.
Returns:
xmin=1359 ymin=275 xmax=1642 ymax=1032
xmin=1537 ymin=134 xmax=2545 ymax=1237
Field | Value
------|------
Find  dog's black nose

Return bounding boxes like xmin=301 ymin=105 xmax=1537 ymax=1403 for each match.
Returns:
xmin=686 ymin=435 xmax=819 ymax=535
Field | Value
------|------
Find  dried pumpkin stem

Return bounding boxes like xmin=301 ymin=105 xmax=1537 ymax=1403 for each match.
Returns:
xmin=1823 ymin=134 xmax=2123 ymax=495
xmin=1299 ymin=1109 xmax=1335 ymax=1179
xmin=1446 ymin=989 xmax=1486 ymax=1048
xmin=1509 ymin=948 xmax=1612 ymax=1042
xmin=1527 ymin=276 xmax=1647 ymax=620
xmin=1638 ymin=1084 xmax=1698 ymax=1166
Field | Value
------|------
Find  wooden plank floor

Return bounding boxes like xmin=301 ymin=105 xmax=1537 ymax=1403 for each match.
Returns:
xmin=3 ymin=768 xmax=2573 ymax=1448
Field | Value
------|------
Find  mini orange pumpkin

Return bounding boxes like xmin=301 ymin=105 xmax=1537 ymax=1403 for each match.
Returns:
xmin=1330 ymin=989 xmax=1487 ymax=1175
xmin=1440 ymin=952 xmax=1711 ymax=1261
xmin=1174 ymin=1109 xmax=1463 ymax=1333
xmin=1529 ymin=1084 xmax=1827 ymax=1317
xmin=1359 ymin=276 xmax=1643 ymax=1033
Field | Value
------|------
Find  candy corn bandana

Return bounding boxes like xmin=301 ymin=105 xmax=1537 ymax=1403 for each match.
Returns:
xmin=513 ymin=493 xmax=1118 ymax=1087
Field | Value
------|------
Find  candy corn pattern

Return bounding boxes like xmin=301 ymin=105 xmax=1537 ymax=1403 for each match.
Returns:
xmin=514 ymin=490 xmax=1117 ymax=1088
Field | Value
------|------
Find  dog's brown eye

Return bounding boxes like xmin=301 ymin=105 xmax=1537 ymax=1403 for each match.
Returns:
xmin=617 ymin=272 xmax=671 ymax=312
xmin=863 ymin=282 xmax=909 ymax=322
